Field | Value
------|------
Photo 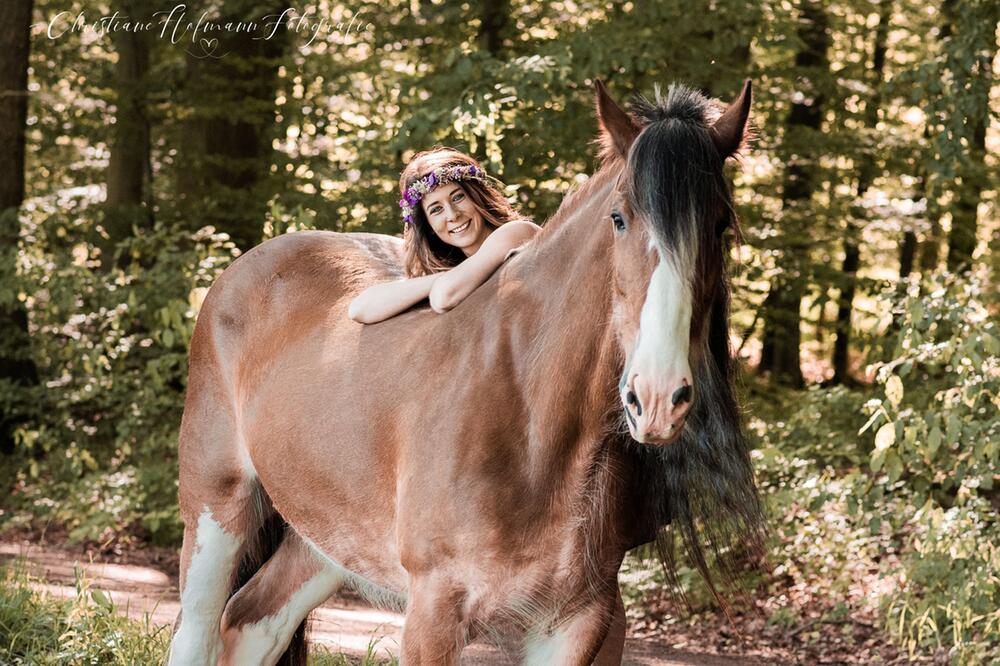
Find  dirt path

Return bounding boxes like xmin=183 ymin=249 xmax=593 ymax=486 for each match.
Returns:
xmin=0 ymin=540 xmax=763 ymax=665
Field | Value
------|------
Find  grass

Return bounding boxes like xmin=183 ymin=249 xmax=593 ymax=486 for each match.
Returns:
xmin=0 ymin=560 xmax=170 ymax=664
xmin=0 ymin=561 xmax=395 ymax=665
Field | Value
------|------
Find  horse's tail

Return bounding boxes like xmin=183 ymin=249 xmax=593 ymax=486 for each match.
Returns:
xmin=230 ymin=484 xmax=309 ymax=666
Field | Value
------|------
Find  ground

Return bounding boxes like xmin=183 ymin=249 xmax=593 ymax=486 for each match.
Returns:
xmin=0 ymin=532 xmax=921 ymax=665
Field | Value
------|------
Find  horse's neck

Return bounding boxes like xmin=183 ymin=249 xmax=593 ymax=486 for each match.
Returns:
xmin=502 ymin=166 xmax=623 ymax=491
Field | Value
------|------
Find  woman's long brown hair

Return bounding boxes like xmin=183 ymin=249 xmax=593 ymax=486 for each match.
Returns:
xmin=400 ymin=148 xmax=525 ymax=277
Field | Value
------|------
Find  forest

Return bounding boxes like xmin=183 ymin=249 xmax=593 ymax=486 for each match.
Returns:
xmin=0 ymin=0 xmax=997 ymax=663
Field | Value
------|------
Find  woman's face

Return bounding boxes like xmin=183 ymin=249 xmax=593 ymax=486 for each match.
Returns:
xmin=421 ymin=183 xmax=490 ymax=256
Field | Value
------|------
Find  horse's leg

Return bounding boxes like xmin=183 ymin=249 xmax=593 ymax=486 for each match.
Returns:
xmin=400 ymin=577 xmax=469 ymax=665
xmin=219 ymin=531 xmax=346 ymax=666
xmin=168 ymin=500 xmax=251 ymax=665
xmin=168 ymin=345 xmax=260 ymax=666
xmin=592 ymin=587 xmax=626 ymax=666
xmin=522 ymin=593 xmax=618 ymax=666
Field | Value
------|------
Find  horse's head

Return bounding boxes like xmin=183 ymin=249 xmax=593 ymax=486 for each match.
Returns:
xmin=595 ymin=80 xmax=751 ymax=445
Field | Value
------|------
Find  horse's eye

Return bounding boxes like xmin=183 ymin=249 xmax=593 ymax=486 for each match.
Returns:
xmin=611 ymin=212 xmax=626 ymax=233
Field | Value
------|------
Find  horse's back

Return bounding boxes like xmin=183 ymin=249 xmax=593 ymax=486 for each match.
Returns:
xmin=201 ymin=231 xmax=403 ymax=334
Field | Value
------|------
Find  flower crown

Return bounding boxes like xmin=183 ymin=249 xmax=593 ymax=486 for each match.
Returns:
xmin=399 ymin=164 xmax=487 ymax=225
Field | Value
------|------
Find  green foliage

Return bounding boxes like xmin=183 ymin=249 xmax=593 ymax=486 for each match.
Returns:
xmin=743 ymin=272 xmax=1000 ymax=663
xmin=2 ymin=197 xmax=237 ymax=545
xmin=863 ymin=272 xmax=999 ymax=502
xmin=860 ymin=273 xmax=1000 ymax=661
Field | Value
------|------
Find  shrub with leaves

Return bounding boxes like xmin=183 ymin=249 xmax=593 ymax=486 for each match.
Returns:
xmin=3 ymin=195 xmax=238 ymax=545
xmin=860 ymin=271 xmax=1000 ymax=661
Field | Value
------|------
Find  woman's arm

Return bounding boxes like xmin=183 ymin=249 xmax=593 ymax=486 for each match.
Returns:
xmin=428 ymin=221 xmax=540 ymax=313
xmin=347 ymin=273 xmax=440 ymax=324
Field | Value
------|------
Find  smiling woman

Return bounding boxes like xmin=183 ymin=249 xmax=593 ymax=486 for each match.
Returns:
xmin=347 ymin=148 xmax=539 ymax=324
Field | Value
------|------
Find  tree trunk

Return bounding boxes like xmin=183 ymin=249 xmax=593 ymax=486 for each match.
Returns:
xmin=899 ymin=231 xmax=917 ymax=278
xmin=832 ymin=0 xmax=891 ymax=384
xmin=477 ymin=0 xmax=511 ymax=54
xmin=945 ymin=52 xmax=995 ymax=271
xmin=0 ymin=0 xmax=38 ymax=453
xmin=102 ymin=0 xmax=153 ymax=269
xmin=176 ymin=0 xmax=290 ymax=252
xmin=759 ymin=0 xmax=829 ymax=387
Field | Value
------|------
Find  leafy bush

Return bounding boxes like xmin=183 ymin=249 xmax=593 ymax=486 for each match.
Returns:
xmin=2 ymin=196 xmax=238 ymax=545
xmin=861 ymin=271 xmax=1000 ymax=662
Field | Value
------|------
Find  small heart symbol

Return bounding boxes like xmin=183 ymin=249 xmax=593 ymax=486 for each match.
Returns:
xmin=200 ymin=38 xmax=218 ymax=53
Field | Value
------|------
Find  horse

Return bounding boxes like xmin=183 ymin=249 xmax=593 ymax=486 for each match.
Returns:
xmin=167 ymin=79 xmax=765 ymax=665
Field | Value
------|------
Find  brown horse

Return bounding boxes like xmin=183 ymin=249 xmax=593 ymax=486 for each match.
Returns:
xmin=167 ymin=80 xmax=765 ymax=665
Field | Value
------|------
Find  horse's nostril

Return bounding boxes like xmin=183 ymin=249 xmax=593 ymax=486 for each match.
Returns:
xmin=626 ymin=390 xmax=642 ymax=416
xmin=671 ymin=384 xmax=692 ymax=406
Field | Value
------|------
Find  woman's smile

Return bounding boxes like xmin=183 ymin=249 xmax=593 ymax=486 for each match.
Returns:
xmin=449 ymin=219 xmax=472 ymax=235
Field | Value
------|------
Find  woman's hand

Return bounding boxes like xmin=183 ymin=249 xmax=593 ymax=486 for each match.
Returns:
xmin=428 ymin=221 xmax=540 ymax=313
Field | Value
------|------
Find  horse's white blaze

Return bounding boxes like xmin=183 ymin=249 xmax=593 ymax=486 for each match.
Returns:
xmin=632 ymin=250 xmax=692 ymax=386
xmin=169 ymin=509 xmax=242 ymax=666
xmin=226 ymin=566 xmax=345 ymax=666
xmin=523 ymin=625 xmax=572 ymax=665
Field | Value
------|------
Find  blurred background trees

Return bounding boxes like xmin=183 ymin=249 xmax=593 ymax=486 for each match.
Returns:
xmin=0 ymin=0 xmax=996 ymax=661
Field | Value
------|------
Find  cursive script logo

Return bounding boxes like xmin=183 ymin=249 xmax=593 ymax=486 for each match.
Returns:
xmin=37 ymin=4 xmax=375 ymax=58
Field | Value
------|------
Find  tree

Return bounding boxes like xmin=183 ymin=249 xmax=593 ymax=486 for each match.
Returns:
xmin=832 ymin=0 xmax=892 ymax=384
xmin=175 ymin=0 xmax=292 ymax=252
xmin=942 ymin=0 xmax=998 ymax=272
xmin=477 ymin=0 xmax=512 ymax=54
xmin=759 ymin=0 xmax=831 ymax=387
xmin=0 ymin=0 xmax=38 ymax=453
xmin=102 ymin=0 xmax=155 ymax=269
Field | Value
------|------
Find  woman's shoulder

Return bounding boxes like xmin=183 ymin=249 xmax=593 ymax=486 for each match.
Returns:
xmin=499 ymin=219 xmax=542 ymax=237
xmin=483 ymin=220 xmax=540 ymax=263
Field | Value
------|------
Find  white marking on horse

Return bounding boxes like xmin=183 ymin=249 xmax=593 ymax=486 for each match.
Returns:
xmin=168 ymin=509 xmax=242 ymax=666
xmin=632 ymin=248 xmax=693 ymax=385
xmin=225 ymin=566 xmax=346 ymax=665
xmin=523 ymin=624 xmax=572 ymax=665
xmin=301 ymin=535 xmax=406 ymax=611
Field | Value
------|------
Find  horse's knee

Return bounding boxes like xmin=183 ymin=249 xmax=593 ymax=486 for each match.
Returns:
xmin=593 ymin=589 xmax=626 ymax=666
xmin=524 ymin=592 xmax=621 ymax=666
xmin=401 ymin=578 xmax=470 ymax=665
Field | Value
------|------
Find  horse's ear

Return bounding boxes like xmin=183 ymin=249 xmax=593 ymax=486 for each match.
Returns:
xmin=710 ymin=79 xmax=752 ymax=160
xmin=594 ymin=79 xmax=640 ymax=161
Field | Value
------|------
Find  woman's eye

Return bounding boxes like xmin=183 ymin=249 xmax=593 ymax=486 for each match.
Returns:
xmin=611 ymin=212 xmax=626 ymax=232
xmin=453 ymin=193 xmax=465 ymax=202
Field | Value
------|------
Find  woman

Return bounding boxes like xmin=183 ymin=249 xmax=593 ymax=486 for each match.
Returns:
xmin=348 ymin=148 xmax=540 ymax=324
